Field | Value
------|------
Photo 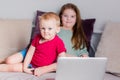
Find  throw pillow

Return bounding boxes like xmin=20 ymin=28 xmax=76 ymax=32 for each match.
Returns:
xmin=30 ymin=10 xmax=46 ymax=41
xmin=82 ymin=19 xmax=95 ymax=51
xmin=95 ymin=22 xmax=120 ymax=75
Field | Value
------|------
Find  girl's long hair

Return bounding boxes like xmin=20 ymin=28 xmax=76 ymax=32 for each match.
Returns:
xmin=59 ymin=3 xmax=88 ymax=50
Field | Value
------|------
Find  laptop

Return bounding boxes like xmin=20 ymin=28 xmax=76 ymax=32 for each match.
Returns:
xmin=55 ymin=57 xmax=107 ymax=80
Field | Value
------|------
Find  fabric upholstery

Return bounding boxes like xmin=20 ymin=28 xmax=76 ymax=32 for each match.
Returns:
xmin=96 ymin=22 xmax=120 ymax=75
xmin=0 ymin=19 xmax=32 ymax=59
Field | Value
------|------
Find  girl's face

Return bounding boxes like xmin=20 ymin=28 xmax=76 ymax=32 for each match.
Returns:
xmin=61 ymin=9 xmax=76 ymax=29
xmin=40 ymin=19 xmax=59 ymax=41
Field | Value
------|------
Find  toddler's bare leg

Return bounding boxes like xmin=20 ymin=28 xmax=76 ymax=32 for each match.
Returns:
xmin=0 ymin=63 xmax=23 ymax=72
xmin=0 ymin=52 xmax=23 ymax=64
xmin=0 ymin=59 xmax=4 ymax=63
xmin=5 ymin=52 xmax=23 ymax=64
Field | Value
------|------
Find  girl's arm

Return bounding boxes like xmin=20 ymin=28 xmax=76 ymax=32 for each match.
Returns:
xmin=79 ymin=47 xmax=89 ymax=57
xmin=34 ymin=52 xmax=66 ymax=76
xmin=80 ymin=54 xmax=88 ymax=57
xmin=23 ymin=45 xmax=35 ymax=74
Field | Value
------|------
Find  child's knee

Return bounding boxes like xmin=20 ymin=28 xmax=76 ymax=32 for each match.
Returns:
xmin=5 ymin=57 xmax=14 ymax=64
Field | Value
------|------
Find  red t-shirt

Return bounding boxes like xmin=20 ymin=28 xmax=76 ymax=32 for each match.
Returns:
xmin=31 ymin=34 xmax=66 ymax=68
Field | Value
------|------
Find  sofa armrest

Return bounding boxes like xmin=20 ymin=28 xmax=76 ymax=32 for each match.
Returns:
xmin=0 ymin=19 xmax=32 ymax=59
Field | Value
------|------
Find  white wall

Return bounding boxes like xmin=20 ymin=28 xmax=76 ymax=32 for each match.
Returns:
xmin=0 ymin=0 xmax=120 ymax=33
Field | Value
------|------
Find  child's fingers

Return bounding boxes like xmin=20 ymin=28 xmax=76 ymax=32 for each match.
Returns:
xmin=30 ymin=68 xmax=35 ymax=74
xmin=30 ymin=68 xmax=35 ymax=70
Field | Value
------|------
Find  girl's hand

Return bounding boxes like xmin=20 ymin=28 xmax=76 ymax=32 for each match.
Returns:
xmin=24 ymin=68 xmax=34 ymax=74
xmin=34 ymin=66 xmax=48 ymax=76
xmin=81 ymin=54 xmax=88 ymax=57
xmin=66 ymin=54 xmax=76 ymax=57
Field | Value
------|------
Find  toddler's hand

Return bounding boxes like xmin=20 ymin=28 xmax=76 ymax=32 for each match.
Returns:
xmin=24 ymin=68 xmax=34 ymax=74
xmin=34 ymin=66 xmax=48 ymax=76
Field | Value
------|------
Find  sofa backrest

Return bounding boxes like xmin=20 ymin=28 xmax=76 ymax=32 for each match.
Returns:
xmin=95 ymin=22 xmax=120 ymax=75
xmin=0 ymin=19 xmax=32 ymax=59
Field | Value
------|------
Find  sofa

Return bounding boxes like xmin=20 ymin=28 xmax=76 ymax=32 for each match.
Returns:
xmin=0 ymin=19 xmax=120 ymax=80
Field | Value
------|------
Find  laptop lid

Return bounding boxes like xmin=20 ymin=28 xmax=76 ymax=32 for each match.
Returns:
xmin=55 ymin=57 xmax=107 ymax=80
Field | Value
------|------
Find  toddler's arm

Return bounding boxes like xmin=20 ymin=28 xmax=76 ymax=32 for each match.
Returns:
xmin=33 ymin=52 xmax=66 ymax=76
xmin=34 ymin=63 xmax=57 ymax=76
xmin=23 ymin=45 xmax=35 ymax=74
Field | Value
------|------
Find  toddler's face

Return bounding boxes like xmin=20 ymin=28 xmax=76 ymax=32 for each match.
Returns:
xmin=40 ymin=19 xmax=59 ymax=40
